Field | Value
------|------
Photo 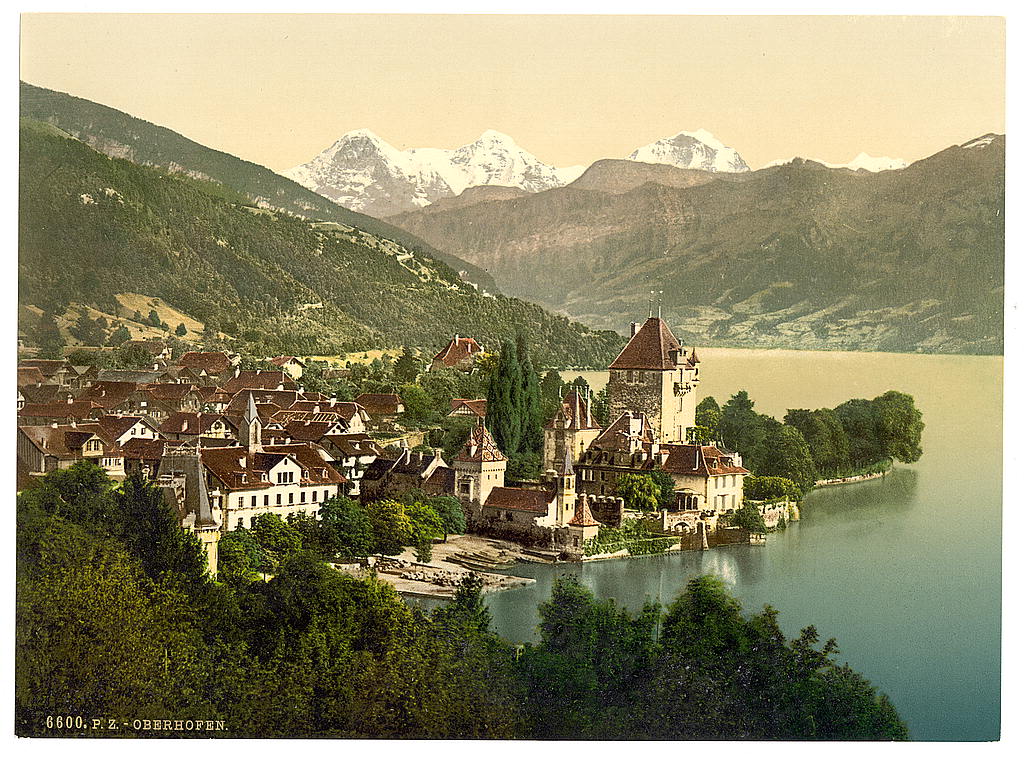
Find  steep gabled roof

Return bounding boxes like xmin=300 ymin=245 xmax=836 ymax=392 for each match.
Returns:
xmin=591 ymin=411 xmax=655 ymax=451
xmin=660 ymin=444 xmax=749 ymax=477
xmin=431 ymin=336 xmax=483 ymax=367
xmin=454 ymin=423 xmax=506 ymax=463
xmin=177 ymin=351 xmax=235 ymax=375
xmin=609 ymin=317 xmax=688 ymax=370
xmin=547 ymin=387 xmax=601 ymax=430
xmin=484 ymin=486 xmax=555 ymax=513
xmin=449 ymin=398 xmax=488 ymax=417
xmin=354 ymin=393 xmax=404 ymax=415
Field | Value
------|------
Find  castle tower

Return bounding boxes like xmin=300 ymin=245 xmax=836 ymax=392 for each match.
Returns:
xmin=543 ymin=386 xmax=603 ymax=473
xmin=240 ymin=392 xmax=262 ymax=455
xmin=607 ymin=317 xmax=701 ymax=444
xmin=453 ymin=421 xmax=507 ymax=520
xmin=567 ymin=493 xmax=602 ymax=552
xmin=554 ymin=443 xmax=577 ymax=526
xmin=157 ymin=442 xmax=221 ymax=577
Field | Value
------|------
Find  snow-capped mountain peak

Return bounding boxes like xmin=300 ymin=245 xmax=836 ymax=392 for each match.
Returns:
xmin=627 ymin=129 xmax=750 ymax=173
xmin=284 ymin=129 xmax=583 ymax=217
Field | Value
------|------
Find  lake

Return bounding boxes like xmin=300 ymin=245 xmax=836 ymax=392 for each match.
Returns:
xmin=483 ymin=348 xmax=1001 ymax=741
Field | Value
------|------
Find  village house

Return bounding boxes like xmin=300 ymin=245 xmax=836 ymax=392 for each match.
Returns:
xmin=18 ymin=359 xmax=76 ymax=387
xmin=314 ymin=433 xmax=383 ymax=497
xmin=18 ymin=400 xmax=104 ymax=426
xmin=200 ymin=395 xmax=346 ymax=529
xmin=448 ymin=398 xmax=488 ymax=418
xmin=359 ymin=447 xmax=452 ymax=501
xmin=429 ymin=335 xmax=484 ymax=372
xmin=354 ymin=393 xmax=405 ymax=431
xmin=96 ymin=414 xmax=163 ymax=446
xmin=177 ymin=351 xmax=239 ymax=383
xmin=17 ymin=423 xmax=126 ymax=486
xmin=267 ymin=355 xmax=306 ymax=379
xmin=159 ymin=412 xmax=239 ymax=442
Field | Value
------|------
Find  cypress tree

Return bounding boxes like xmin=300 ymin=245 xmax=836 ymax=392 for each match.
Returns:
xmin=486 ymin=339 xmax=523 ymax=455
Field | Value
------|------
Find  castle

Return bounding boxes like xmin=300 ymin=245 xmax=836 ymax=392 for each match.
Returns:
xmin=452 ymin=314 xmax=748 ymax=554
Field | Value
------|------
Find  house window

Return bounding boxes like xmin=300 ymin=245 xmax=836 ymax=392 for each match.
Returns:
xmin=288 ymin=493 xmax=294 ymax=505
xmin=263 ymin=495 xmax=269 ymax=506
xmin=312 ymin=490 xmax=318 ymax=503
xmin=237 ymin=497 xmax=243 ymax=508
xmin=251 ymin=496 xmax=257 ymax=508
xmin=276 ymin=494 xmax=282 ymax=506
xmin=300 ymin=491 xmax=306 ymax=503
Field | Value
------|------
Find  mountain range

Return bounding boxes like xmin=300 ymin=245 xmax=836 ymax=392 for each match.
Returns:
xmin=387 ymin=135 xmax=1004 ymax=355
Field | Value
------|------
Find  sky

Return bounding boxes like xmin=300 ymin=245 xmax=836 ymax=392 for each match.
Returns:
xmin=20 ymin=14 xmax=1005 ymax=173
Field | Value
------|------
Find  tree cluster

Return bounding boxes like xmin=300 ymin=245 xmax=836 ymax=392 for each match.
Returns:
xmin=16 ymin=464 xmax=908 ymax=740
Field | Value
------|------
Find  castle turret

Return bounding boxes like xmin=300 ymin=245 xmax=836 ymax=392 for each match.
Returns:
xmin=607 ymin=317 xmax=700 ymax=444
xmin=453 ymin=422 xmax=507 ymax=522
xmin=543 ymin=386 xmax=602 ymax=473
xmin=554 ymin=443 xmax=577 ymax=526
xmin=240 ymin=393 xmax=262 ymax=455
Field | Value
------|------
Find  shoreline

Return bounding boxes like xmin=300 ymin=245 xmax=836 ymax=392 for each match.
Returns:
xmin=813 ymin=467 xmax=892 ymax=488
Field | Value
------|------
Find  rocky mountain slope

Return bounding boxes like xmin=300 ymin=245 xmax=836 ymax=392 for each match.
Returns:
xmin=627 ymin=129 xmax=750 ymax=173
xmin=19 ymin=81 xmax=496 ymax=292
xmin=387 ymin=136 xmax=1004 ymax=355
xmin=284 ymin=129 xmax=584 ymax=218
xmin=18 ymin=120 xmax=623 ymax=366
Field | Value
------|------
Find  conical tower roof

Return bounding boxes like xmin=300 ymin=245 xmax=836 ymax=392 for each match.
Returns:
xmin=569 ymin=494 xmax=601 ymax=527
xmin=556 ymin=442 xmax=575 ymax=476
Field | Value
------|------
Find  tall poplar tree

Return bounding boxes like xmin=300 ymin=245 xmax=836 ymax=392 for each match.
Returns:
xmin=517 ymin=331 xmax=543 ymax=453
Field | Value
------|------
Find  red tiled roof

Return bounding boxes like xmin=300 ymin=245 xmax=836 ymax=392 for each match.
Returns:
xmin=96 ymin=415 xmax=150 ymax=441
xmin=18 ymin=359 xmax=70 ymax=376
xmin=484 ymin=486 xmax=555 ymax=513
xmin=178 ymin=351 xmax=235 ymax=375
xmin=431 ymin=336 xmax=483 ymax=367
xmin=609 ymin=317 xmax=690 ymax=370
xmin=82 ymin=381 xmax=138 ymax=400
xmin=19 ymin=423 xmax=118 ymax=458
xmin=141 ymin=383 xmax=198 ymax=401
xmin=569 ymin=494 xmax=601 ymax=527
xmin=122 ymin=437 xmax=183 ymax=461
xmin=455 ymin=423 xmax=505 ymax=463
xmin=269 ymin=355 xmax=305 ymax=367
xmin=354 ymin=393 xmax=404 ymax=415
xmin=160 ymin=412 xmax=235 ymax=437
xmin=320 ymin=433 xmax=383 ymax=458
xmin=660 ymin=444 xmax=749 ymax=477
xmin=449 ymin=398 xmax=488 ymax=417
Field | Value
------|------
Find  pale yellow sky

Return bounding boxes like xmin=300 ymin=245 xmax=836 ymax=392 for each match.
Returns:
xmin=20 ymin=14 xmax=1005 ymax=172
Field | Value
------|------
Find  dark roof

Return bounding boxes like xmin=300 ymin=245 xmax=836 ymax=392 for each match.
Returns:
xmin=19 ymin=401 xmax=103 ymax=421
xmin=660 ymin=444 xmax=749 ymax=477
xmin=160 ymin=412 xmax=235 ymax=436
xmin=591 ymin=412 xmax=655 ymax=451
xmin=18 ymin=359 xmax=71 ymax=376
xmin=609 ymin=317 xmax=689 ymax=370
xmin=548 ymin=388 xmax=601 ymax=430
xmin=96 ymin=369 xmax=165 ymax=384
xmin=269 ymin=355 xmax=305 ymax=367
xmin=423 ymin=465 xmax=455 ymax=494
xmin=178 ymin=351 xmax=235 ymax=375
xmin=431 ymin=336 xmax=483 ymax=367
xmin=19 ymin=384 xmax=65 ymax=405
xmin=96 ymin=414 xmax=151 ymax=440
xmin=455 ymin=423 xmax=505 ymax=463
xmin=283 ymin=420 xmax=344 ymax=442
xmin=484 ymin=486 xmax=555 ymax=513
xmin=225 ymin=388 xmax=304 ymax=413
xmin=122 ymin=437 xmax=183 ymax=461
xmin=17 ymin=367 xmax=47 ymax=386
xmin=19 ymin=423 xmax=117 ymax=458
xmin=142 ymin=383 xmax=198 ymax=401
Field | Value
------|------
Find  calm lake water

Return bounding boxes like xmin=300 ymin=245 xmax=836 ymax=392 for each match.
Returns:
xmin=481 ymin=349 xmax=1002 ymax=741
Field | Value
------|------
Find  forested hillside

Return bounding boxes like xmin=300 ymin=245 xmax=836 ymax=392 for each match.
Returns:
xmin=18 ymin=121 xmax=621 ymax=366
xmin=19 ymin=81 xmax=496 ymax=292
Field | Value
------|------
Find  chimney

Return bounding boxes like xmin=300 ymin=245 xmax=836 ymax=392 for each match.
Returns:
xmin=629 ymin=321 xmax=639 ymax=337
xmin=330 ymin=396 xmax=337 ymax=406
xmin=455 ymin=334 xmax=460 ymax=343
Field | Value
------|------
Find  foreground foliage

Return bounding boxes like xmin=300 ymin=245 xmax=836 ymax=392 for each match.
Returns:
xmin=16 ymin=464 xmax=908 ymax=740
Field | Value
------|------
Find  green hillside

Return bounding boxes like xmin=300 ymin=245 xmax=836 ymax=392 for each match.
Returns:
xmin=18 ymin=120 xmax=622 ymax=366
xmin=19 ymin=81 xmax=496 ymax=293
